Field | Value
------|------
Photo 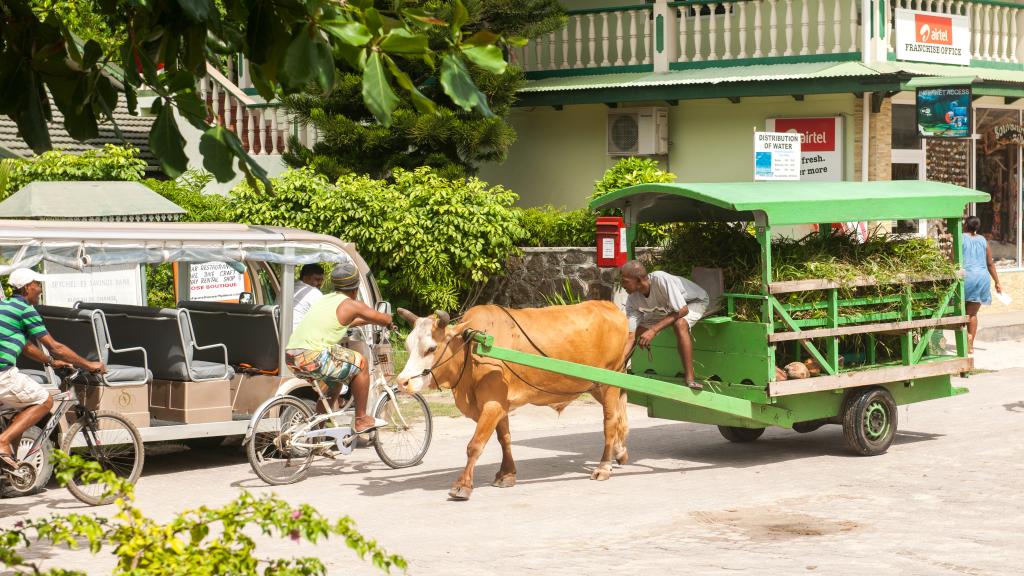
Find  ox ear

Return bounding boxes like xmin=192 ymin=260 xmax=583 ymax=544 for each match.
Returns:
xmin=434 ymin=310 xmax=450 ymax=329
xmin=397 ymin=308 xmax=419 ymax=326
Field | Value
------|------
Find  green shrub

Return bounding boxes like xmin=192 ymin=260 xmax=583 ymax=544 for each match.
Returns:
xmin=517 ymin=206 xmax=594 ymax=247
xmin=591 ymin=156 xmax=676 ymax=204
xmin=226 ymin=167 xmax=525 ymax=312
xmin=144 ymin=170 xmax=229 ymax=223
xmin=0 ymin=145 xmax=147 ymax=199
xmin=592 ymin=157 xmax=677 ymax=246
xmin=1 ymin=451 xmax=405 ymax=575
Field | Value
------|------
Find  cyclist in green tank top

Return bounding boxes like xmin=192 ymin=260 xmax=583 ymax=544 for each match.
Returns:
xmin=285 ymin=260 xmax=393 ymax=434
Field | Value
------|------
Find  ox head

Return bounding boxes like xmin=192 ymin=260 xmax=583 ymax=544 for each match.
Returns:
xmin=396 ymin=307 xmax=453 ymax=393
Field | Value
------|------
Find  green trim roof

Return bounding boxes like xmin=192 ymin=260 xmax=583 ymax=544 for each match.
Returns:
xmin=0 ymin=181 xmax=186 ymax=221
xmin=876 ymin=60 xmax=1024 ymax=85
xmin=590 ymin=181 xmax=990 ymax=226
xmin=520 ymin=61 xmax=879 ymax=93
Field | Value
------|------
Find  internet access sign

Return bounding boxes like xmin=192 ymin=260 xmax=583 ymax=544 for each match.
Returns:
xmin=896 ymin=8 xmax=969 ymax=65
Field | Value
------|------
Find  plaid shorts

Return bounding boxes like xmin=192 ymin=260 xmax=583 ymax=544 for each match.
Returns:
xmin=286 ymin=345 xmax=365 ymax=387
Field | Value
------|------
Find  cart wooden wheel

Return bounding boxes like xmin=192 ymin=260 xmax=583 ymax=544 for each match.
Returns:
xmin=842 ymin=387 xmax=898 ymax=456
xmin=718 ymin=426 xmax=765 ymax=443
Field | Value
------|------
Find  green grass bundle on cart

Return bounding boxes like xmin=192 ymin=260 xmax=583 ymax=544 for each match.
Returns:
xmin=466 ymin=181 xmax=987 ymax=457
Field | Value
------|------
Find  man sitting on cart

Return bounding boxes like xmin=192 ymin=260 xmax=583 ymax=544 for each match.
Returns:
xmin=285 ymin=260 xmax=393 ymax=434
xmin=619 ymin=260 xmax=709 ymax=391
xmin=0 ymin=268 xmax=106 ymax=470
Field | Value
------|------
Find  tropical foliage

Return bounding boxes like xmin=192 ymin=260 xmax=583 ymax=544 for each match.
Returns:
xmin=283 ymin=0 xmax=565 ymax=181
xmin=226 ymin=167 xmax=524 ymax=311
xmin=0 ymin=145 xmax=147 ymax=200
xmin=0 ymin=0 xmax=510 ymax=188
xmin=0 ymin=452 xmax=404 ymax=575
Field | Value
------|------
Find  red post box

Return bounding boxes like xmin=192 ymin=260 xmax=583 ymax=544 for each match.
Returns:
xmin=596 ymin=216 xmax=627 ymax=268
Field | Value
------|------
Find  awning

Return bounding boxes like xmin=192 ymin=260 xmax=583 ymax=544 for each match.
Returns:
xmin=520 ymin=60 xmax=880 ymax=93
xmin=0 ymin=220 xmax=364 ymax=275
xmin=0 ymin=181 xmax=186 ymax=221
xmin=591 ymin=181 xmax=990 ymax=226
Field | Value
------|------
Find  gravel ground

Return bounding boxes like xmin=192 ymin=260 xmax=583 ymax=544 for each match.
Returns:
xmin=2 ymin=342 xmax=1023 ymax=575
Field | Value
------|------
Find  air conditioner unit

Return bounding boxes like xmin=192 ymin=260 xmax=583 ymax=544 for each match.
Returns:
xmin=607 ymin=107 xmax=669 ymax=156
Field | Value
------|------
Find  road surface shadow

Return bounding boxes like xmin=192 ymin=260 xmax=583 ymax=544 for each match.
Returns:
xmin=335 ymin=423 xmax=943 ymax=497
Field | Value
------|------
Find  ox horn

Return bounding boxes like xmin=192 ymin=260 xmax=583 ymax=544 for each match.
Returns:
xmin=397 ymin=308 xmax=419 ymax=325
xmin=434 ymin=310 xmax=450 ymax=328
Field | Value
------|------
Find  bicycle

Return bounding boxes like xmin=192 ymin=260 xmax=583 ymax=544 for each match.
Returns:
xmin=0 ymin=367 xmax=145 ymax=505
xmin=245 ymin=365 xmax=433 ymax=486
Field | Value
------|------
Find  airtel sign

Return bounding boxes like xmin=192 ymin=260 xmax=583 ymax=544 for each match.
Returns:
xmin=896 ymin=8 xmax=969 ymax=65
xmin=916 ymin=13 xmax=953 ymax=45
xmin=766 ymin=117 xmax=844 ymax=181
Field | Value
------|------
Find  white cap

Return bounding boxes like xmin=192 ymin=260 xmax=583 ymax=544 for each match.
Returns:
xmin=8 ymin=268 xmax=47 ymax=289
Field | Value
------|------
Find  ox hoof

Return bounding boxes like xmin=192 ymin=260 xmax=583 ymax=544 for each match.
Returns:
xmin=615 ymin=448 xmax=629 ymax=466
xmin=590 ymin=464 xmax=613 ymax=481
xmin=492 ymin=474 xmax=517 ymax=488
xmin=448 ymin=485 xmax=473 ymax=501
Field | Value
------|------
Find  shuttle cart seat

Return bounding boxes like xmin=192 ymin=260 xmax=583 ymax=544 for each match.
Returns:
xmin=75 ymin=303 xmax=235 ymax=382
xmin=176 ymin=301 xmax=281 ymax=374
xmin=34 ymin=305 xmax=152 ymax=386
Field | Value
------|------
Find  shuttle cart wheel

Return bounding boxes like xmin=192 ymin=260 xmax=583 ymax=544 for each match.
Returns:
xmin=718 ymin=426 xmax=765 ymax=443
xmin=842 ymin=387 xmax=897 ymax=456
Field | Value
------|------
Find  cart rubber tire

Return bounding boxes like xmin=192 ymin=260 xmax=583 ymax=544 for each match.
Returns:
xmin=718 ymin=426 xmax=765 ymax=443
xmin=792 ymin=420 xmax=828 ymax=434
xmin=1 ymin=426 xmax=53 ymax=498
xmin=842 ymin=387 xmax=897 ymax=456
xmin=182 ymin=436 xmax=226 ymax=450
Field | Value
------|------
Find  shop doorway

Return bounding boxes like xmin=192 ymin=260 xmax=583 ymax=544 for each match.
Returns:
xmin=975 ymin=108 xmax=1022 ymax=269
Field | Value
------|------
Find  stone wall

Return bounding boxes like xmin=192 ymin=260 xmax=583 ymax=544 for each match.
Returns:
xmin=478 ymin=247 xmax=660 ymax=308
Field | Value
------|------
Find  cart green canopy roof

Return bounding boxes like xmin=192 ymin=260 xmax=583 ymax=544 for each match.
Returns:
xmin=589 ymin=181 xmax=990 ymax=226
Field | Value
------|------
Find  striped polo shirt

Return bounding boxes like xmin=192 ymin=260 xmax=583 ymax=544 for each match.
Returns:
xmin=0 ymin=295 xmax=49 ymax=369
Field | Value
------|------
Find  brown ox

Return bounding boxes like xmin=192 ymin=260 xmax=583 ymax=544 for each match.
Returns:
xmin=396 ymin=301 xmax=630 ymax=500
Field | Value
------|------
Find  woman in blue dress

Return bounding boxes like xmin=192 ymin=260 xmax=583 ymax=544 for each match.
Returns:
xmin=963 ymin=216 xmax=1003 ymax=353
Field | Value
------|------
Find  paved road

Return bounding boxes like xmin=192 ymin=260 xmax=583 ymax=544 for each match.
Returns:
xmin=3 ymin=351 xmax=1023 ymax=575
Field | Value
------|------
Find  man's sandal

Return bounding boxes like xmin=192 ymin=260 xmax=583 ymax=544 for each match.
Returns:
xmin=353 ymin=417 xmax=388 ymax=435
xmin=0 ymin=452 xmax=20 ymax=471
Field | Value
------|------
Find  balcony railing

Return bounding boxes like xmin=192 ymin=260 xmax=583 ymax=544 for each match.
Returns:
xmin=514 ymin=0 xmax=1024 ymax=78
xmin=512 ymin=5 xmax=655 ymax=73
xmin=199 ymin=59 xmax=318 ymax=156
xmin=671 ymin=0 xmax=861 ymax=64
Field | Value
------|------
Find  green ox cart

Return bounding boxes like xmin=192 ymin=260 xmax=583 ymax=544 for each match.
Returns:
xmin=470 ymin=181 xmax=988 ymax=456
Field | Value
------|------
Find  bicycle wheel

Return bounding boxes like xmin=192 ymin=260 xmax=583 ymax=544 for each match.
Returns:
xmin=60 ymin=411 xmax=144 ymax=506
xmin=373 ymin=392 xmax=432 ymax=469
xmin=1 ymin=426 xmax=53 ymax=498
xmin=246 ymin=396 xmax=316 ymax=485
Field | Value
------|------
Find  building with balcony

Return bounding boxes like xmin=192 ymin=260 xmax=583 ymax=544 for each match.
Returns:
xmin=477 ymin=0 xmax=1024 ymax=277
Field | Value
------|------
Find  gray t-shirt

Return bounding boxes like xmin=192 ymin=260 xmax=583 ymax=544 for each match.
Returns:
xmin=625 ymin=271 xmax=709 ymax=331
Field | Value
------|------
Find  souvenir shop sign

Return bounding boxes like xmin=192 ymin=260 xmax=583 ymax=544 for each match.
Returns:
xmin=753 ymin=131 xmax=801 ymax=181
xmin=982 ymin=123 xmax=1024 ymax=154
xmin=188 ymin=262 xmax=246 ymax=302
xmin=896 ymin=9 xmax=970 ymax=65
xmin=766 ymin=117 xmax=843 ymax=182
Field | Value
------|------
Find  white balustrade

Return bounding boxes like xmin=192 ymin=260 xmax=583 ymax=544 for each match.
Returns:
xmin=515 ymin=7 xmax=653 ymax=72
xmin=199 ymin=64 xmax=292 ymax=156
xmin=513 ymin=0 xmax=1022 ymax=75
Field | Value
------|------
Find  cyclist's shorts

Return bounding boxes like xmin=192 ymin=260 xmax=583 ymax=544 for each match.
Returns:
xmin=285 ymin=345 xmax=366 ymax=387
xmin=0 ymin=367 xmax=49 ymax=409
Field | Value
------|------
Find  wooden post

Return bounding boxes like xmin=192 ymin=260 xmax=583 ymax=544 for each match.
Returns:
xmin=757 ymin=220 xmax=776 ymax=385
xmin=827 ymin=287 xmax=840 ymax=372
xmin=901 ymin=284 xmax=914 ymax=366
xmin=949 ymin=217 xmax=968 ymax=357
